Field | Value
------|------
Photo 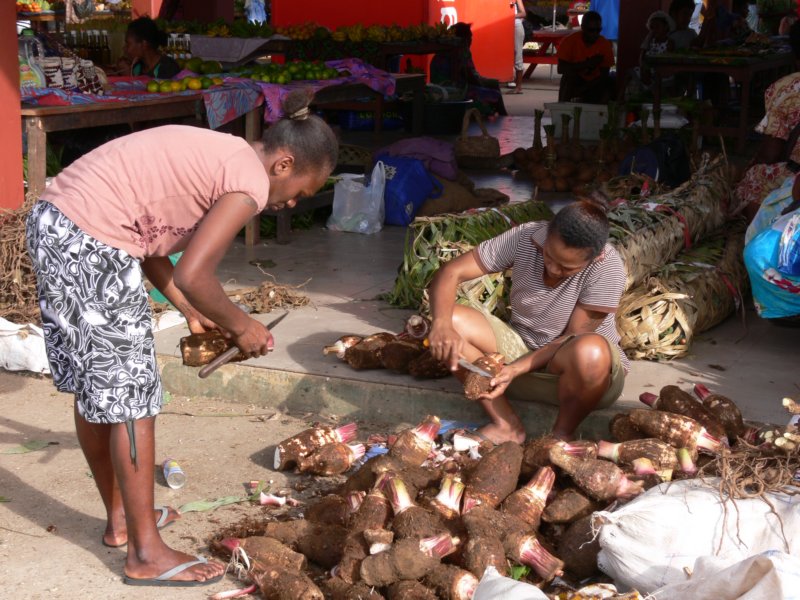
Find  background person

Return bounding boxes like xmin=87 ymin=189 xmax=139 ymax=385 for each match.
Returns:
xmin=26 ymin=90 xmax=337 ymax=588
xmin=509 ymin=0 xmax=527 ymax=94
xmin=123 ymin=16 xmax=181 ymax=79
xmin=427 ymin=201 xmax=628 ymax=443
xmin=557 ymin=11 xmax=615 ymax=103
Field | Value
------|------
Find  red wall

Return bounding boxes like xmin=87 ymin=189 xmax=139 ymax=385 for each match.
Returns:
xmin=2 ymin=2 xmax=24 ymax=209
xmin=273 ymin=0 xmax=427 ymax=28
xmin=131 ymin=0 xmax=163 ymax=18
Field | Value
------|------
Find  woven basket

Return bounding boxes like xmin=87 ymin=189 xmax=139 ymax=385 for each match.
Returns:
xmin=616 ymin=225 xmax=748 ymax=361
xmin=337 ymin=144 xmax=372 ymax=172
xmin=454 ymin=108 xmax=500 ymax=167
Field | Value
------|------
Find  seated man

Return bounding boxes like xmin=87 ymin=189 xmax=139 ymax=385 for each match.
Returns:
xmin=557 ymin=11 xmax=615 ymax=103
xmin=427 ymin=200 xmax=629 ymax=443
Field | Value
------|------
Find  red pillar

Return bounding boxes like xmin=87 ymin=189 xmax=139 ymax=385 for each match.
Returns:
xmin=183 ymin=0 xmax=234 ymax=23
xmin=131 ymin=0 xmax=164 ymax=18
xmin=1 ymin=2 xmax=24 ymax=209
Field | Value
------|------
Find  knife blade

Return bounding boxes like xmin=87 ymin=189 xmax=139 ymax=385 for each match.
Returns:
xmin=198 ymin=311 xmax=288 ymax=379
xmin=458 ymin=358 xmax=494 ymax=378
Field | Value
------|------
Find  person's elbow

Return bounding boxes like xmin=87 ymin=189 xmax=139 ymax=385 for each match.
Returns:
xmin=172 ymin=262 xmax=205 ymax=298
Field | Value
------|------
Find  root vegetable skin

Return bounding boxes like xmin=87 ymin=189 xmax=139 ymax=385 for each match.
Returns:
xmin=462 ymin=353 xmax=505 ymax=401
xmin=641 ymin=386 xmax=726 ymax=440
xmin=388 ymin=478 xmax=448 ymax=540
xmin=335 ymin=532 xmax=370 ymax=584
xmin=306 ymin=494 xmax=351 ymax=527
xmin=387 ymin=581 xmax=438 ymax=600
xmin=521 ymin=436 xmax=559 ymax=478
xmin=359 ymin=534 xmax=456 ymax=587
xmin=220 ymin=537 xmax=306 ymax=572
xmin=628 ymin=408 xmax=722 ymax=453
xmin=542 ymin=487 xmax=598 ymax=524
xmin=609 ymin=413 xmax=645 ymax=442
xmin=323 ymin=578 xmax=385 ymax=600
xmin=429 ymin=474 xmax=464 ymax=521
xmin=340 ymin=454 xmax=402 ymax=494
xmin=344 ymin=332 xmax=396 ymax=370
xmin=380 ymin=339 xmax=426 ymax=372
xmin=596 ymin=438 xmax=679 ymax=470
xmin=463 ymin=441 xmax=523 ymax=512
xmin=694 ymin=383 xmax=746 ymax=440
xmin=255 ymin=567 xmax=324 ymax=600
xmin=504 ymin=531 xmax=564 ymax=582
xmin=323 ymin=335 xmax=363 ymax=359
xmin=501 ymin=466 xmax=555 ymax=529
xmin=389 ymin=415 xmax=441 ymax=467
xmin=423 ymin=564 xmax=480 ymax=600
xmin=463 ymin=535 xmax=509 ymax=578
xmin=549 ymin=444 xmax=643 ymax=502
xmin=297 ymin=443 xmax=365 ymax=476
xmin=558 ymin=515 xmax=600 ymax=580
xmin=274 ymin=422 xmax=358 ymax=470
xmin=350 ymin=489 xmax=392 ymax=533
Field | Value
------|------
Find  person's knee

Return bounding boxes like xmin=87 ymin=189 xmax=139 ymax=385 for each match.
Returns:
xmin=559 ymin=334 xmax=612 ymax=381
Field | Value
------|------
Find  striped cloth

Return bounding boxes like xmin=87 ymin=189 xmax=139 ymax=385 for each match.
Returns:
xmin=476 ymin=222 xmax=630 ymax=371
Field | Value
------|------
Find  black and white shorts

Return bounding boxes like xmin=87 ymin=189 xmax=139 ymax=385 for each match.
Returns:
xmin=26 ymin=201 xmax=163 ymax=424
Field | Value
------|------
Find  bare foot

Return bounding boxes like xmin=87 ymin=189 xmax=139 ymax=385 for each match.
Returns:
xmin=103 ymin=506 xmax=181 ymax=547
xmin=477 ymin=422 xmax=526 ymax=445
xmin=124 ymin=547 xmax=225 ymax=583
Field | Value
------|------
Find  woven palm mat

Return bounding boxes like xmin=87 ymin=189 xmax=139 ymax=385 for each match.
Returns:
xmin=616 ymin=224 xmax=748 ymax=361
xmin=609 ymin=154 xmax=731 ymax=292
xmin=386 ymin=200 xmax=553 ymax=309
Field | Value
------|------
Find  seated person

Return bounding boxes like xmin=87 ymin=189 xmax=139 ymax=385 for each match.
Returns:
xmin=121 ymin=16 xmax=181 ymax=79
xmin=427 ymin=200 xmax=628 ymax=443
xmin=622 ymin=11 xmax=675 ymax=99
xmin=430 ymin=22 xmax=507 ymax=118
xmin=557 ymin=11 xmax=615 ymax=103
xmin=669 ymin=0 xmax=699 ymax=49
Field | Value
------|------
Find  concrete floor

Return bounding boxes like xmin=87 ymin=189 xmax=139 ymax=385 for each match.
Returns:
xmin=155 ymin=75 xmax=798 ymax=437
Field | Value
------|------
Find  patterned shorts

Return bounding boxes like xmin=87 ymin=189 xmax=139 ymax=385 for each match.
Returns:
xmin=26 ymin=201 xmax=163 ymax=424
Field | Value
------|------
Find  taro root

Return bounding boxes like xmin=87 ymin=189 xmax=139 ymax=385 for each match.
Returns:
xmin=463 ymin=441 xmax=523 ymax=512
xmin=274 ymin=422 xmax=358 ymax=470
xmin=305 ymin=494 xmax=351 ymax=527
xmin=694 ymin=383 xmax=746 ymax=440
xmin=521 ymin=436 xmax=559 ymax=478
xmin=323 ymin=577 xmax=385 ymax=600
xmin=462 ymin=505 xmax=519 ymax=540
xmin=335 ymin=532 xmax=370 ymax=584
xmin=676 ymin=448 xmax=698 ymax=475
xmin=219 ymin=536 xmax=306 ymax=572
xmin=504 ymin=531 xmax=564 ymax=582
xmin=408 ymin=349 xmax=451 ymax=379
xmin=609 ymin=413 xmax=645 ymax=442
xmin=549 ymin=443 xmax=643 ymax=502
xmin=180 ymin=330 xmax=243 ymax=367
xmin=387 ymin=580 xmax=438 ymax=600
xmin=627 ymin=458 xmax=670 ymax=489
xmin=380 ymin=339 xmax=425 ymax=372
xmin=558 ymin=515 xmax=600 ymax=580
xmin=262 ymin=521 xmax=348 ymax=569
xmin=340 ymin=454 xmax=402 ymax=494
xmin=628 ymin=408 xmax=722 ymax=453
xmin=363 ymin=528 xmax=395 ymax=555
xmin=427 ymin=474 xmax=465 ymax=521
xmin=502 ymin=466 xmax=555 ymax=530
xmin=640 ymin=385 xmax=726 ymax=440
xmin=423 ymin=564 xmax=480 ymax=600
xmin=297 ymin=443 xmax=366 ymax=476
xmin=389 ymin=415 xmax=441 ymax=467
xmin=323 ymin=335 xmax=363 ymax=360
xmin=596 ymin=438 xmax=679 ymax=470
xmin=462 ymin=353 xmax=505 ymax=401
xmin=388 ymin=477 xmax=448 ymax=540
xmin=350 ymin=489 xmax=392 ymax=534
xmin=463 ymin=535 xmax=508 ymax=578
xmin=254 ymin=567 xmax=324 ymax=600
xmin=542 ymin=487 xmax=599 ymax=524
xmin=344 ymin=332 xmax=396 ymax=370
xmin=359 ymin=533 xmax=457 ymax=587
xmin=262 ymin=519 xmax=312 ymax=548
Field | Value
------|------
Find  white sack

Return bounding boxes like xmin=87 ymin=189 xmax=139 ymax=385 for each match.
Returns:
xmin=0 ymin=317 xmax=49 ymax=374
xmin=473 ymin=566 xmax=548 ymax=600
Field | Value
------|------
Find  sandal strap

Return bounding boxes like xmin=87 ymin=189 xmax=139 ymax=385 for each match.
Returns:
xmin=156 ymin=556 xmax=208 ymax=581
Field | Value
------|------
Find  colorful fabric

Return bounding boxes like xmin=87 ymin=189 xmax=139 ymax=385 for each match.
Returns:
xmin=26 ymin=201 xmax=163 ymax=424
xmin=756 ymin=72 xmax=800 ymax=147
xmin=733 ymin=162 xmax=794 ymax=216
xmin=557 ymin=32 xmax=615 ymax=80
xmin=41 ymin=125 xmax=270 ymax=259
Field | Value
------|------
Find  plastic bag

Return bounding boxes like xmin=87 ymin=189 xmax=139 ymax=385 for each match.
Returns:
xmin=595 ymin=478 xmax=800 ymax=594
xmin=326 ymin=161 xmax=385 ymax=234
xmin=473 ymin=567 xmax=548 ymax=600
xmin=777 ymin=212 xmax=800 ymax=277
xmin=378 ymin=154 xmax=442 ymax=226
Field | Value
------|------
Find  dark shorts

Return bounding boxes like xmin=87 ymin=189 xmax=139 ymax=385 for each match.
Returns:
xmin=26 ymin=201 xmax=162 ymax=424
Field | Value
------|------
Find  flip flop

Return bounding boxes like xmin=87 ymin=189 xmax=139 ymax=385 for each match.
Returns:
xmin=102 ymin=505 xmax=178 ymax=548
xmin=123 ymin=556 xmax=224 ymax=587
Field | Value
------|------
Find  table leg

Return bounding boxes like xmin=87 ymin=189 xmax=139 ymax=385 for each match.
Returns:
xmin=374 ymin=94 xmax=384 ymax=134
xmin=737 ymin=76 xmax=751 ymax=155
xmin=244 ymin=105 xmax=263 ymax=141
xmin=25 ymin=118 xmax=47 ymax=199
xmin=245 ymin=216 xmax=261 ymax=246
xmin=653 ymin=70 xmax=663 ymax=128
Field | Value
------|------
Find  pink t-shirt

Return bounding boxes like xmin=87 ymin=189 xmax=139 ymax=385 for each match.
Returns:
xmin=42 ymin=125 xmax=270 ymax=259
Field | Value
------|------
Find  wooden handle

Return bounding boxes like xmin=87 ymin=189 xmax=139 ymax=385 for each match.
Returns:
xmin=198 ymin=346 xmax=241 ymax=379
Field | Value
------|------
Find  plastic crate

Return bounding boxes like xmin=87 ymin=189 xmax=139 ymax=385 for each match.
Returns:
xmin=544 ymin=102 xmax=625 ymax=141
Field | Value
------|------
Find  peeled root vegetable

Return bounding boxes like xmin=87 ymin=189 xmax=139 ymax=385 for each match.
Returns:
xmin=323 ymin=335 xmax=363 ymax=360
xmin=463 ymin=535 xmax=508 ymax=578
xmin=220 ymin=537 xmax=306 ymax=572
xmin=609 ymin=413 xmax=645 ymax=442
xmin=694 ymin=383 xmax=746 ymax=440
xmin=504 ymin=531 xmax=564 ymax=582
xmin=596 ymin=438 xmax=679 ymax=470
xmin=387 ymin=580 xmax=438 ymax=600
xmin=462 ymin=353 xmax=505 ymax=401
xmin=641 ymin=385 xmax=726 ymax=440
xmin=423 ymin=564 xmax=480 ymax=600
xmin=463 ymin=441 xmax=523 ymax=512
xmin=387 ymin=477 xmax=448 ymax=540
xmin=380 ymin=339 xmax=426 ymax=372
xmin=344 ymin=332 xmax=396 ymax=370
xmin=297 ymin=443 xmax=365 ymax=476
xmin=502 ymin=466 xmax=555 ymax=529
xmin=254 ymin=567 xmax=324 ymax=600
xmin=389 ymin=415 xmax=441 ymax=467
xmin=274 ymin=422 xmax=358 ymax=470
xmin=359 ymin=533 xmax=457 ymax=587
xmin=628 ymin=408 xmax=722 ymax=453
xmin=558 ymin=515 xmax=600 ymax=580
xmin=542 ymin=487 xmax=598 ymax=524
xmin=549 ymin=444 xmax=643 ymax=502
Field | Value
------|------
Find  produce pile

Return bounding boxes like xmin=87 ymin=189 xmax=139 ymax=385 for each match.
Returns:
xmin=207 ymin=383 xmax=800 ymax=599
xmin=0 ymin=196 xmax=39 ymax=324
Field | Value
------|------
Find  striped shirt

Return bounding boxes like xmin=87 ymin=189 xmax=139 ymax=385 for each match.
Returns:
xmin=476 ymin=221 xmax=630 ymax=371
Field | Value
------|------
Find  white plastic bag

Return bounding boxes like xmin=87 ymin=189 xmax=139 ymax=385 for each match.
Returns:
xmin=326 ymin=161 xmax=385 ymax=234
xmin=0 ymin=317 xmax=50 ymax=374
xmin=595 ymin=478 xmax=800 ymax=594
xmin=473 ymin=567 xmax=548 ymax=600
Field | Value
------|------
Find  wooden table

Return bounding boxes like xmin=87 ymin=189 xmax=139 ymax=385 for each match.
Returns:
xmin=650 ymin=51 xmax=795 ymax=154
xmin=21 ymin=92 xmax=264 ymax=200
xmin=523 ymin=29 xmax=572 ymax=79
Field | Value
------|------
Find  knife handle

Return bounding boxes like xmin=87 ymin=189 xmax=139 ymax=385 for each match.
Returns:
xmin=198 ymin=346 xmax=241 ymax=379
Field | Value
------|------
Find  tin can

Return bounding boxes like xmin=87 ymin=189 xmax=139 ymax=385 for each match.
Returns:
xmin=162 ymin=458 xmax=186 ymax=489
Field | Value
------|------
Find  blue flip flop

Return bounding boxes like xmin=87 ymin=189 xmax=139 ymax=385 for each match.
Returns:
xmin=102 ymin=505 xmax=178 ymax=548
xmin=123 ymin=556 xmax=224 ymax=587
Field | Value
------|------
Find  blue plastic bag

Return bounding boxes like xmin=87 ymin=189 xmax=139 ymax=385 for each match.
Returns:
xmin=778 ymin=214 xmax=800 ymax=277
xmin=377 ymin=154 xmax=442 ymax=226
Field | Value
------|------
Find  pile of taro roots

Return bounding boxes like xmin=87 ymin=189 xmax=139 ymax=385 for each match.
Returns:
xmin=209 ymin=384 xmax=800 ymax=600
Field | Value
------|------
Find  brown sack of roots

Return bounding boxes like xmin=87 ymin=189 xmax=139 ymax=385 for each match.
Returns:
xmin=180 ymin=330 xmax=243 ymax=367
xmin=463 ymin=353 xmax=505 ymax=401
xmin=609 ymin=413 xmax=645 ymax=442
xmin=255 ymin=567 xmax=324 ymax=600
xmin=423 ymin=564 xmax=480 ymax=600
xmin=387 ymin=580 xmax=438 ymax=600
xmin=542 ymin=488 xmax=599 ymax=524
xmin=463 ymin=441 xmax=523 ymax=511
xmin=463 ymin=535 xmax=509 ymax=578
xmin=344 ymin=332 xmax=396 ymax=369
xmin=380 ymin=339 xmax=425 ymax=372
xmin=408 ymin=350 xmax=451 ymax=379
xmin=558 ymin=515 xmax=600 ymax=580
